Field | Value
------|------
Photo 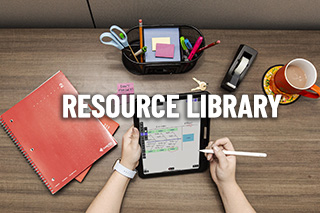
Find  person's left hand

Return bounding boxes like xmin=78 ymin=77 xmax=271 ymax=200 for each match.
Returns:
xmin=120 ymin=126 xmax=141 ymax=170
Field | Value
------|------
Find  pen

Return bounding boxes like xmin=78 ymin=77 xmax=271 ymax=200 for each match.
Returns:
xmin=134 ymin=46 xmax=147 ymax=56
xmin=180 ymin=36 xmax=189 ymax=55
xmin=119 ymin=33 xmax=139 ymax=63
xmin=185 ymin=38 xmax=193 ymax=50
xmin=196 ymin=40 xmax=220 ymax=53
xmin=139 ymin=19 xmax=143 ymax=63
xmin=188 ymin=36 xmax=203 ymax=61
xmin=199 ymin=149 xmax=267 ymax=157
xmin=128 ymin=45 xmax=140 ymax=63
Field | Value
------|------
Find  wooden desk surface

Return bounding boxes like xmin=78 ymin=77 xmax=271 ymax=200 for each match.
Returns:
xmin=0 ymin=29 xmax=319 ymax=212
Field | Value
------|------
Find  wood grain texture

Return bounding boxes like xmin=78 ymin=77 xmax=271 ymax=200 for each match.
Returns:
xmin=0 ymin=29 xmax=319 ymax=212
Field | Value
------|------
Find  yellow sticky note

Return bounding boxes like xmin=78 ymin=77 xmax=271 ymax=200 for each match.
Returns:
xmin=152 ymin=37 xmax=170 ymax=51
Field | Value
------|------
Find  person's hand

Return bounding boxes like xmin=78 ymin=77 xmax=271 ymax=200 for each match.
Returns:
xmin=205 ymin=137 xmax=236 ymax=187
xmin=120 ymin=126 xmax=141 ymax=170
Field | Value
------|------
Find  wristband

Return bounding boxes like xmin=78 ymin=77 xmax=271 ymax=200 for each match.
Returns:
xmin=112 ymin=159 xmax=137 ymax=179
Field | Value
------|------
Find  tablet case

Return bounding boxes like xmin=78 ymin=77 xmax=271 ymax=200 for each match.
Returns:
xmin=134 ymin=91 xmax=210 ymax=178
xmin=0 ymin=71 xmax=117 ymax=194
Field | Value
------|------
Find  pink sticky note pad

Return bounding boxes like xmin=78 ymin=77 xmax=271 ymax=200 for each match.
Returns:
xmin=155 ymin=43 xmax=175 ymax=58
xmin=117 ymin=83 xmax=134 ymax=95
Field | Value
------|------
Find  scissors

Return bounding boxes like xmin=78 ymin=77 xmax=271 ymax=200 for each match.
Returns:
xmin=99 ymin=25 xmax=129 ymax=50
xmin=100 ymin=25 xmax=139 ymax=63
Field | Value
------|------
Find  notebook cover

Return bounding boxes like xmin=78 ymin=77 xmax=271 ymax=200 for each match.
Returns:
xmin=75 ymin=110 xmax=119 ymax=182
xmin=95 ymin=110 xmax=120 ymax=135
xmin=75 ymin=137 xmax=117 ymax=182
xmin=144 ymin=28 xmax=181 ymax=62
xmin=0 ymin=71 xmax=117 ymax=194
xmin=75 ymin=165 xmax=92 ymax=182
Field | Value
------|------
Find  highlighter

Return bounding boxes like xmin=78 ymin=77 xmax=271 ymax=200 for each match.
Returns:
xmin=185 ymin=39 xmax=193 ymax=50
xmin=188 ymin=37 xmax=203 ymax=61
xmin=180 ymin=37 xmax=189 ymax=54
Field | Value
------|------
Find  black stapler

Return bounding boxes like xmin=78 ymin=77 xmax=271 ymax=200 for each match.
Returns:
xmin=221 ymin=44 xmax=258 ymax=92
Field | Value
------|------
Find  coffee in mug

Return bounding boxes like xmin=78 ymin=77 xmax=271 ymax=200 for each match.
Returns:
xmin=286 ymin=65 xmax=307 ymax=88
xmin=271 ymin=58 xmax=320 ymax=99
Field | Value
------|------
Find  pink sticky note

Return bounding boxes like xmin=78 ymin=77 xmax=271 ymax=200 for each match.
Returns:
xmin=117 ymin=83 xmax=134 ymax=95
xmin=117 ymin=83 xmax=134 ymax=104
xmin=155 ymin=43 xmax=174 ymax=58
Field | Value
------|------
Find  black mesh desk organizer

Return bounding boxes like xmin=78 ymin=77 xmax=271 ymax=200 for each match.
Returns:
xmin=122 ymin=25 xmax=205 ymax=75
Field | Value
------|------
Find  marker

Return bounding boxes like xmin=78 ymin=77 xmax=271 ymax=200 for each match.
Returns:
xmin=139 ymin=19 xmax=143 ymax=63
xmin=134 ymin=46 xmax=147 ymax=56
xmin=185 ymin=38 xmax=193 ymax=50
xmin=196 ymin=40 xmax=220 ymax=53
xmin=199 ymin=149 xmax=267 ymax=157
xmin=180 ymin=37 xmax=189 ymax=54
xmin=188 ymin=36 xmax=203 ymax=61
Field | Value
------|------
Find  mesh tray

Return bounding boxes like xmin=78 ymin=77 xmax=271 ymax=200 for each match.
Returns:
xmin=122 ymin=24 xmax=205 ymax=75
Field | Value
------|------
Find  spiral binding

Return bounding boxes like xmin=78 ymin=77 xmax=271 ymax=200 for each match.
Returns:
xmin=0 ymin=117 xmax=54 ymax=194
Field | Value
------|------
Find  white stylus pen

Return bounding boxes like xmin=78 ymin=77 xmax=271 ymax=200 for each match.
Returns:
xmin=199 ymin=149 xmax=267 ymax=158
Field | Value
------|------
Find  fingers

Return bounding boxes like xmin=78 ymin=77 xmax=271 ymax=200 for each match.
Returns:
xmin=214 ymin=137 xmax=235 ymax=151
xmin=205 ymin=138 xmax=235 ymax=163
xmin=122 ymin=125 xmax=135 ymax=144
xmin=205 ymin=141 xmax=214 ymax=161
xmin=124 ymin=125 xmax=133 ymax=136
xmin=131 ymin=127 xmax=140 ymax=145
xmin=213 ymin=145 xmax=228 ymax=166
xmin=122 ymin=125 xmax=140 ymax=146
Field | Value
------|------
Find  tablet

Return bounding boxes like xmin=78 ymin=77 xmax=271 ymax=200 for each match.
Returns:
xmin=134 ymin=91 xmax=210 ymax=178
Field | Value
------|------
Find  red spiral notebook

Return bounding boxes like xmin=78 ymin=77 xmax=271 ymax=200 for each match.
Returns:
xmin=0 ymin=71 xmax=117 ymax=194
xmin=75 ymin=110 xmax=119 ymax=182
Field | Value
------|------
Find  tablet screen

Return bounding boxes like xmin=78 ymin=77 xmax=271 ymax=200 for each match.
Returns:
xmin=138 ymin=98 xmax=201 ymax=175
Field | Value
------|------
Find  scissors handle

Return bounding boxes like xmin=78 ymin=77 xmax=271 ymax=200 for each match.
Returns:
xmin=99 ymin=32 xmax=124 ymax=50
xmin=110 ymin=25 xmax=129 ymax=47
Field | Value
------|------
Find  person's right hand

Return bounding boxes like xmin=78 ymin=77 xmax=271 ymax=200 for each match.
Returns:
xmin=205 ymin=137 xmax=236 ymax=187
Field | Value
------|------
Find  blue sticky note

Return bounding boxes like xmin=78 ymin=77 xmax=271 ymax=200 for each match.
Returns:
xmin=144 ymin=28 xmax=181 ymax=62
xmin=183 ymin=134 xmax=194 ymax=142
